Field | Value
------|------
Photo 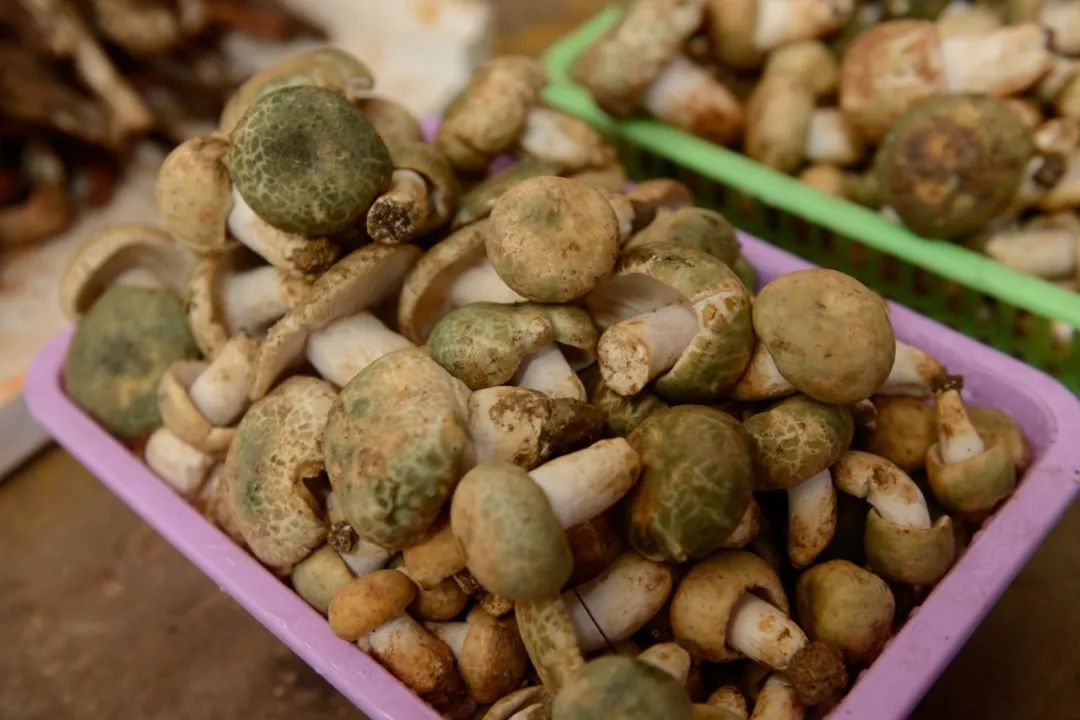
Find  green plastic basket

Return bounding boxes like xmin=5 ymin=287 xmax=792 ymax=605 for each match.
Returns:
xmin=540 ymin=8 xmax=1080 ymax=392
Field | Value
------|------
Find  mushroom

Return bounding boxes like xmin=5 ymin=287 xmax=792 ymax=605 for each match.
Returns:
xmin=402 ymin=515 xmax=467 ymax=589
xmin=744 ymin=395 xmax=854 ymax=566
xmin=982 ymin=223 xmax=1077 ymax=279
xmin=486 ymin=686 xmax=550 ymax=720
xmin=222 ymin=375 xmax=335 ymax=570
xmin=875 ymin=94 xmax=1035 ymax=238
xmin=795 ymin=559 xmax=896 ymax=665
xmin=436 ymin=55 xmax=612 ymax=173
xmin=64 ymin=283 xmax=199 ymax=441
xmin=574 ymin=0 xmax=744 ymax=144
xmin=249 ymin=243 xmax=420 ymax=397
xmin=552 ymin=655 xmax=693 ymax=720
xmin=863 ymin=396 xmax=936 ymax=472
xmin=752 ymin=268 xmax=895 ymax=404
xmin=324 ymin=348 xmax=472 ymax=550
xmin=841 ymin=20 xmax=1052 ymax=141
xmin=935 ymin=1 xmax=1001 ymax=36
xmin=926 ymin=383 xmax=1017 ymax=515
xmin=424 ymin=606 xmax=528 ymax=703
xmin=623 ymin=207 xmax=741 ymax=266
xmin=366 ymin=140 xmax=459 ymax=245
xmin=355 ymin=96 xmax=424 ymax=145
xmin=708 ymin=686 xmax=749 ymax=718
xmin=745 ymin=675 xmax=803 ymax=720
xmin=409 ymin=574 xmax=470 ymax=622
xmin=226 ymin=85 xmax=392 ymax=236
xmin=450 ymin=461 xmax=572 ymax=601
xmin=451 ymin=158 xmax=563 ymax=230
xmin=670 ymin=551 xmax=847 ymax=707
xmin=626 ymin=406 xmax=753 ymax=562
xmin=144 ymin=427 xmax=216 ymax=497
xmin=588 ymin=243 xmax=754 ymax=401
xmin=579 ymin=365 xmax=669 ymax=437
xmin=291 ymin=544 xmax=354 ymax=614
xmin=833 ymin=450 xmax=956 ymax=585
xmin=1042 ymin=0 xmax=1080 ymax=55
xmin=638 ymin=642 xmax=692 ymax=685
xmin=156 ymin=133 xmax=232 ymax=255
xmin=706 ymin=0 xmax=856 ymax=70
xmin=968 ymin=405 xmax=1031 ymax=470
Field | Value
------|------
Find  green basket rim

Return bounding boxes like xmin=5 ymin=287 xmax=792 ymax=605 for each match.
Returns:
xmin=539 ymin=7 xmax=1080 ymax=330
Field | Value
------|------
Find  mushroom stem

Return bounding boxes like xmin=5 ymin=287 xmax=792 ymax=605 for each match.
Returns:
xmin=879 ymin=341 xmax=946 ymax=396
xmin=518 ymin=106 xmax=612 ymax=171
xmin=145 ymin=427 xmax=214 ymax=496
xmin=306 ymin=311 xmax=414 ymax=387
xmin=189 ymin=336 xmax=257 ymax=426
xmin=729 ymin=343 xmax=796 ymax=402
xmin=934 ymin=389 xmax=985 ymax=464
xmin=985 ymin=227 xmax=1077 ymax=279
xmin=721 ymin=499 xmax=762 ymax=549
xmin=222 ymin=266 xmax=306 ymax=336
xmin=514 ymin=343 xmax=587 ymax=400
xmin=786 ymin=469 xmax=837 ymax=568
xmin=367 ymin=169 xmax=433 ymax=245
xmin=363 ymin=613 xmax=461 ymax=705
xmin=227 ymin=187 xmax=337 ymax=278
xmin=726 ymin=594 xmax=808 ymax=671
xmin=749 ymin=675 xmax=804 ymax=720
xmin=424 ymin=620 xmax=469 ymax=657
xmin=804 ymin=108 xmax=863 ymax=166
xmin=643 ymin=55 xmax=743 ymax=145
xmin=597 ymin=303 xmax=699 ymax=396
xmin=447 ymin=258 xmax=528 ymax=307
xmin=339 ymin=538 xmax=393 ymax=576
xmin=939 ymin=24 xmax=1052 ymax=95
xmin=832 ymin=452 xmax=932 ymax=528
xmin=528 ymin=438 xmax=641 ymax=529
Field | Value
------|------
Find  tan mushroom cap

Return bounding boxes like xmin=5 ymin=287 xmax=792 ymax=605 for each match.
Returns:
xmin=402 ymin=515 xmax=467 ymax=589
xmin=157 ymin=360 xmax=235 ymax=456
xmin=488 ymin=176 xmax=620 ymax=303
xmin=250 ymin=243 xmax=421 ymax=399
xmin=355 ymin=96 xmax=424 ymax=145
xmin=968 ymin=405 xmax=1030 ymax=469
xmin=670 ymin=551 xmax=789 ymax=662
xmin=329 ymin=569 xmax=417 ymax=641
xmin=796 ymin=559 xmax=896 ymax=665
xmin=60 ymin=223 xmax=194 ymax=321
xmin=155 ymin=132 xmax=232 ymax=255
xmin=410 ymin=576 xmax=470 ymax=621
xmin=452 ymin=158 xmax=564 ymax=230
xmin=458 ymin=606 xmax=529 ymax=703
xmin=864 ymin=396 xmax=936 ymax=472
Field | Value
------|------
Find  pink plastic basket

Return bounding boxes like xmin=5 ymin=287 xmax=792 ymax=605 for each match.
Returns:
xmin=25 ymin=232 xmax=1080 ymax=720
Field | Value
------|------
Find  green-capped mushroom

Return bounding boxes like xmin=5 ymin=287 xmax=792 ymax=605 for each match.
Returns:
xmin=291 ymin=544 xmax=354 ymax=615
xmin=452 ymin=158 xmax=563 ymax=229
xmin=553 ymin=656 xmax=693 ymax=720
xmin=580 ymin=365 xmax=668 ymax=436
xmin=796 ymin=559 xmax=895 ymax=665
xmin=624 ymin=207 xmax=741 ymax=266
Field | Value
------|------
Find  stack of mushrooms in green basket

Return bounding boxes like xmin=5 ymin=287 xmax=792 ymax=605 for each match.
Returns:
xmin=59 ymin=48 xmax=1035 ymax=719
xmin=573 ymin=0 xmax=1080 ymax=291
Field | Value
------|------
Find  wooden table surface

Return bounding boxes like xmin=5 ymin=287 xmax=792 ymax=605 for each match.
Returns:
xmin=2 ymin=2 xmax=1077 ymax=718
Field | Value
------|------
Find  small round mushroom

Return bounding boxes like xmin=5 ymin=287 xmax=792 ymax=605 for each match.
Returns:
xmin=552 ymin=655 xmax=693 ymax=720
xmin=626 ymin=406 xmax=753 ymax=562
xmin=706 ymin=0 xmax=856 ymax=70
xmin=402 ymin=515 xmax=467 ymax=589
xmin=424 ymin=606 xmax=528 ymax=703
xmin=452 ymin=158 xmax=564 ymax=230
xmin=64 ymin=284 xmax=199 ymax=441
xmin=753 ymin=269 xmax=895 ymax=404
xmin=796 ymin=559 xmax=895 ymax=666
xmin=708 ymin=686 xmax=749 ymax=718
xmin=926 ymin=384 xmax=1017 ymax=516
xmin=223 ymin=375 xmax=335 ymax=570
xmin=863 ymin=395 xmax=937 ymax=472
xmin=669 ymin=551 xmax=848 ymax=707
xmin=408 ymin=574 xmax=470 ymax=622
xmin=156 ymin=133 xmax=232 ymax=255
xmin=366 ymin=141 xmax=459 ymax=245
xmin=833 ymin=450 xmax=956 ymax=585
xmin=291 ymin=544 xmax=354 ymax=615
xmin=249 ymin=244 xmax=419 ymax=396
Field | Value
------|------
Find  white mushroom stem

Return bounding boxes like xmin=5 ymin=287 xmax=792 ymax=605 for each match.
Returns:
xmin=833 ymin=452 xmax=932 ymax=528
xmin=306 ymin=311 xmax=414 ymax=387
xmin=787 ymin=469 xmax=837 ymax=568
xmin=223 ymin=266 xmax=306 ymax=336
xmin=528 ymin=438 xmax=640 ymax=528
xmin=939 ymin=24 xmax=1052 ymax=96
xmin=189 ymin=336 xmax=256 ymax=426
xmin=721 ymin=499 xmax=762 ymax=549
xmin=1044 ymin=0 xmax=1080 ymax=55
xmin=145 ymin=428 xmax=214 ymax=497
xmin=804 ymin=108 xmax=863 ymax=166
xmin=753 ymin=0 xmax=852 ymax=51
xmin=935 ymin=389 xmax=985 ymax=464
xmin=447 ymin=258 xmax=527 ymax=307
xmin=227 ymin=187 xmax=324 ymax=273
xmin=368 ymin=169 xmax=432 ymax=243
xmin=587 ymin=274 xmax=685 ymax=330
xmin=726 ymin=593 xmax=808 ymax=671
xmin=597 ymin=303 xmax=699 ymax=396
xmin=424 ymin=620 xmax=469 ymax=658
xmin=513 ymin=343 xmax=586 ymax=400
xmin=519 ymin=106 xmax=608 ymax=171
xmin=750 ymin=675 xmax=805 ymax=720
xmin=361 ymin=612 xmax=431 ymax=660
xmin=467 ymin=387 xmax=541 ymax=465
xmin=638 ymin=643 xmax=691 ymax=685
xmin=730 ymin=343 xmax=796 ymax=401
xmin=642 ymin=55 xmax=743 ymax=143
xmin=879 ymin=341 xmax=946 ymax=396
xmin=984 ymin=227 xmax=1077 ymax=280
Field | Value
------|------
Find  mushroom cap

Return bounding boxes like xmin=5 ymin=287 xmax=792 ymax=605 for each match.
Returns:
xmin=324 ymin=348 xmax=472 ymax=550
xmin=435 ymin=55 xmax=546 ymax=171
xmin=291 ymin=544 xmax=354 ymax=615
xmin=250 ymin=243 xmax=421 ymax=398
xmin=156 ymin=133 xmax=233 ymax=255
xmin=864 ymin=396 xmax=936 ymax=472
xmin=626 ymin=178 xmax=695 ymax=218
xmin=764 ymin=40 xmax=840 ymax=99
xmin=566 ymin=511 xmax=626 ymax=586
xmin=864 ymin=511 xmax=956 ymax=585
xmin=65 ymin=285 xmax=198 ymax=442
xmin=744 ymin=75 xmax=816 ymax=174
xmin=453 ymin=158 xmax=564 ymax=230
xmin=428 ymin=303 xmax=553 ymax=390
xmin=402 ymin=515 xmax=467 ymax=589
xmin=450 ymin=461 xmax=573 ymax=601
xmin=624 ymin=207 xmax=741 ymax=267
xmin=60 ymin=223 xmax=194 ymax=322
xmin=753 ymin=269 xmax=895 ymax=403
xmin=219 ymin=48 xmax=374 ymax=134
xmin=328 ymin=569 xmax=416 ymax=640
xmin=732 ymin=255 xmax=758 ymax=293
xmin=795 ymin=559 xmax=896 ymax=665
xmin=157 ymin=359 xmax=236 ymax=456
xmin=386 ymin=140 xmax=460 ymax=225
xmin=459 ymin=606 xmax=529 ymax=703
xmin=580 ymin=365 xmax=669 ymax=437
xmin=552 ymin=655 xmax=693 ymax=720
xmin=573 ymin=0 xmax=707 ymax=116
xmin=410 ymin=576 xmax=470 ymax=621
xmin=840 ymin=20 xmax=945 ymax=141
xmin=355 ymin=96 xmax=424 ymax=146
xmin=877 ymin=94 xmax=1034 ymax=238
xmin=398 ymin=220 xmax=491 ymax=344
xmin=705 ymin=0 xmax=763 ymax=69
xmin=744 ymin=395 xmax=854 ymax=491
xmin=968 ymin=405 xmax=1030 ymax=469
xmin=926 ymin=441 xmax=1016 ymax=515
xmin=223 ymin=375 xmax=335 ymax=569
xmin=669 ymin=550 xmax=789 ymax=663
xmin=627 ymin=406 xmax=753 ymax=562
xmin=488 ymin=176 xmax=620 ymax=303
xmin=227 ymin=85 xmax=392 ymax=236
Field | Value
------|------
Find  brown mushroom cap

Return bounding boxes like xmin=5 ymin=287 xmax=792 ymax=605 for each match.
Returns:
xmin=459 ymin=606 xmax=529 ymax=703
xmin=410 ymin=576 xmax=470 ymax=621
xmin=155 ymin=133 xmax=232 ymax=255
xmin=355 ymin=96 xmax=424 ymax=145
xmin=328 ymin=569 xmax=417 ymax=641
xmin=402 ymin=515 xmax=467 ymax=589
xmin=796 ymin=559 xmax=896 ymax=665
xmin=488 ymin=176 xmax=620 ymax=303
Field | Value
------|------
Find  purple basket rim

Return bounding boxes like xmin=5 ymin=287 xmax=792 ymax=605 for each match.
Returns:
xmin=24 ymin=231 xmax=1080 ymax=720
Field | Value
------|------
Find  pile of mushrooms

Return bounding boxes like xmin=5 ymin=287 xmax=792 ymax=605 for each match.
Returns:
xmin=60 ymin=47 xmax=1033 ymax=719
xmin=574 ymin=0 xmax=1080 ymax=289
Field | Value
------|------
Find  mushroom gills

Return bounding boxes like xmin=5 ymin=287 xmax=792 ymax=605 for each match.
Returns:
xmin=786 ymin=468 xmax=837 ymax=568
xmin=598 ymin=303 xmax=699 ymax=396
xmin=145 ymin=427 xmax=214 ymax=496
xmin=306 ymin=311 xmax=414 ymax=387
xmin=833 ymin=452 xmax=932 ymax=528
xmin=512 ymin=343 xmax=587 ymax=400
xmin=447 ymin=257 xmax=528 ymax=307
